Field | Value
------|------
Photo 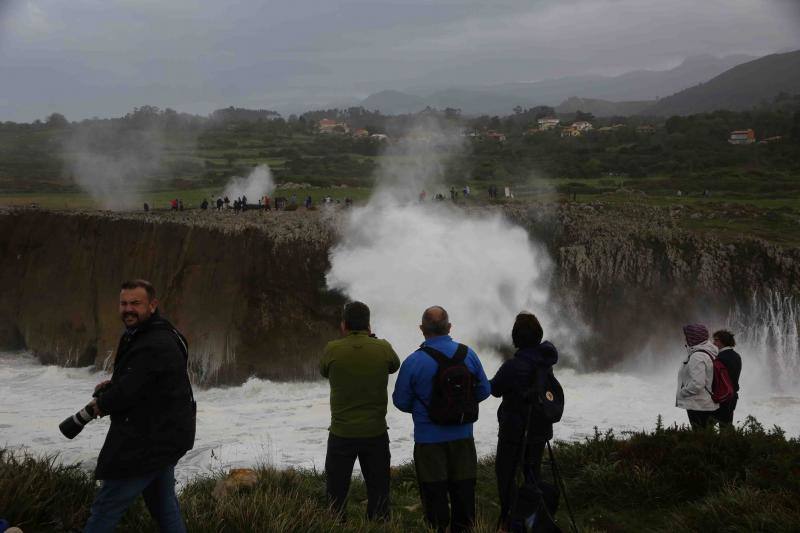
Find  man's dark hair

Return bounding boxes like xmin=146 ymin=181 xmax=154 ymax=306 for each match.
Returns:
xmin=512 ymin=312 xmax=543 ymax=349
xmin=713 ymin=329 xmax=736 ymax=348
xmin=343 ymin=301 xmax=370 ymax=331
xmin=121 ymin=279 xmax=156 ymax=301
xmin=421 ymin=306 xmax=450 ymax=336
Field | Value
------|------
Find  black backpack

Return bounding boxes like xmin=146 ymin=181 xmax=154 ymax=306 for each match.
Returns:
xmin=420 ymin=343 xmax=479 ymax=425
xmin=524 ymin=366 xmax=565 ymax=425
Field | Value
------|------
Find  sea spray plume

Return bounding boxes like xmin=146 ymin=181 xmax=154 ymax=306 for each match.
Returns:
xmin=63 ymin=120 xmax=165 ymax=210
xmin=728 ymin=289 xmax=800 ymax=391
xmin=326 ymin=118 xmax=564 ymax=362
xmin=222 ymin=164 xmax=275 ymax=203
xmin=370 ymin=118 xmax=466 ymax=205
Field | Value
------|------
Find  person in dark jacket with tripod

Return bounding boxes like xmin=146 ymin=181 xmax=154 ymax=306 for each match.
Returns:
xmin=84 ymin=279 xmax=196 ymax=533
xmin=490 ymin=312 xmax=558 ymax=529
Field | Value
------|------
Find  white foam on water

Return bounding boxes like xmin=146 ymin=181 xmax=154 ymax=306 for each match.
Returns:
xmin=1 ymin=352 xmax=798 ymax=485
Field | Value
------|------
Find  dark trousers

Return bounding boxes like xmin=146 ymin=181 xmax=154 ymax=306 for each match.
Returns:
xmin=325 ymin=432 xmax=391 ymax=521
xmin=414 ymin=438 xmax=478 ymax=533
xmin=495 ymin=436 xmax=546 ymax=525
xmin=84 ymin=464 xmax=185 ymax=533
xmin=687 ymin=409 xmax=715 ymax=429
xmin=714 ymin=398 xmax=738 ymax=426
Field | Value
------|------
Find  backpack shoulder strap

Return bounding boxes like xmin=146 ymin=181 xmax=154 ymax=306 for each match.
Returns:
xmin=524 ymin=364 xmax=549 ymax=402
xmin=694 ymin=349 xmax=716 ymax=363
xmin=453 ymin=343 xmax=468 ymax=363
xmin=420 ymin=343 xmax=469 ymax=365
xmin=419 ymin=345 xmax=449 ymax=366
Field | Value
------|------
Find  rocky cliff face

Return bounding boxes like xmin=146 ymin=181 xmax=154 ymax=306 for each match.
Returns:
xmin=1 ymin=203 xmax=797 ymax=381
xmin=0 ymin=208 xmax=342 ymax=383
xmin=507 ymin=202 xmax=800 ymax=368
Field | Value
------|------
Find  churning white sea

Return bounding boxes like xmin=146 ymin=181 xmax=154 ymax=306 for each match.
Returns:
xmin=1 ymin=350 xmax=798 ymax=486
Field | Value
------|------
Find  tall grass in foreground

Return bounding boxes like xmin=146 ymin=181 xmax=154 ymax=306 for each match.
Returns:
xmin=2 ymin=417 xmax=798 ymax=532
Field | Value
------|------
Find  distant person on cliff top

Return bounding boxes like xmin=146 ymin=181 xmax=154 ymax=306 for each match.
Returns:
xmin=676 ymin=324 xmax=718 ymax=429
xmin=305 ymin=195 xmax=313 ymax=209
xmin=143 ymin=202 xmax=149 ymax=212
xmin=320 ymin=301 xmax=400 ymax=522
xmin=712 ymin=330 xmax=742 ymax=427
xmin=200 ymin=199 xmax=208 ymax=210
xmin=393 ymin=306 xmax=491 ymax=533
xmin=170 ymin=198 xmax=178 ymax=210
xmin=83 ymin=279 xmax=195 ymax=533
xmin=216 ymin=198 xmax=223 ymax=210
xmin=223 ymin=196 xmax=230 ymax=208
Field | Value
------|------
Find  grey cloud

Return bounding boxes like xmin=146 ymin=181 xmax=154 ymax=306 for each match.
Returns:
xmin=1 ymin=0 xmax=798 ymax=121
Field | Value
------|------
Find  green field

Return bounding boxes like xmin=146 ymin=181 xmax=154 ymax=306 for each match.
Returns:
xmin=2 ymin=105 xmax=799 ymax=246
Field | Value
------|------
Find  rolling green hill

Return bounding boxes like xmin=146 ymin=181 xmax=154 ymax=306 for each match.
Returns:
xmin=645 ymin=50 xmax=800 ymax=116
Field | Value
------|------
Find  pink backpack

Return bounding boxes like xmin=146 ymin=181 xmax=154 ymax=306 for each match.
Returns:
xmin=700 ymin=350 xmax=735 ymax=404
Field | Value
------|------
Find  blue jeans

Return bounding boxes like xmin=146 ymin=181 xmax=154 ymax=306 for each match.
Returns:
xmin=84 ymin=464 xmax=186 ymax=533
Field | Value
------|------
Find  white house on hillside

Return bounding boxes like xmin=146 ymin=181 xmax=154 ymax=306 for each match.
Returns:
xmin=537 ymin=117 xmax=560 ymax=130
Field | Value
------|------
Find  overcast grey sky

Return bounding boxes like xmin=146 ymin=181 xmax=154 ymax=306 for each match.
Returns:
xmin=1 ymin=0 xmax=798 ymax=121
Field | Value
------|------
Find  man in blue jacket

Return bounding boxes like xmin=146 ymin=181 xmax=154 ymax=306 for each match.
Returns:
xmin=392 ymin=306 xmax=491 ymax=533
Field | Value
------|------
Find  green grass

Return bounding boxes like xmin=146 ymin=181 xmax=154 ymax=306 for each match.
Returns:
xmin=2 ymin=418 xmax=798 ymax=532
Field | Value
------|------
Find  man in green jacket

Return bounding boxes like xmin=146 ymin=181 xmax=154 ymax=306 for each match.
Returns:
xmin=321 ymin=301 xmax=401 ymax=521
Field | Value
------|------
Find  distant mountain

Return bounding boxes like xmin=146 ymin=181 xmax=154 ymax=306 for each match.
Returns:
xmin=497 ymin=54 xmax=755 ymax=103
xmin=644 ymin=50 xmax=800 ymax=116
xmin=358 ymin=54 xmax=755 ymax=116
xmin=555 ymin=97 xmax=654 ymax=117
xmin=360 ymin=90 xmax=426 ymax=115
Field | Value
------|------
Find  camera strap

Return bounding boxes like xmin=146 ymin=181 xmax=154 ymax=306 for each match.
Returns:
xmin=170 ymin=327 xmax=195 ymax=405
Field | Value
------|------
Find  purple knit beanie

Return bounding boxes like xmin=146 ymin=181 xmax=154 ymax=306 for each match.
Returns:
xmin=683 ymin=324 xmax=709 ymax=346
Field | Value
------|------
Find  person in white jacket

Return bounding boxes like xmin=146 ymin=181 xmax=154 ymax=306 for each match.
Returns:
xmin=676 ymin=323 xmax=718 ymax=429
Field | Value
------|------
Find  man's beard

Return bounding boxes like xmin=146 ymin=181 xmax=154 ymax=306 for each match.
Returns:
xmin=122 ymin=311 xmax=149 ymax=327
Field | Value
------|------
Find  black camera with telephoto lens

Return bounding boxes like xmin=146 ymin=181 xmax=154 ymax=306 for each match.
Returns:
xmin=58 ymin=382 xmax=112 ymax=439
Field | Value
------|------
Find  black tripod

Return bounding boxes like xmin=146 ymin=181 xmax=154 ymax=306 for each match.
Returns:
xmin=497 ymin=404 xmax=580 ymax=533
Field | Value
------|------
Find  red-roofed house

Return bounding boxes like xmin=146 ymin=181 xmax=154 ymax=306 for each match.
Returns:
xmin=728 ymin=129 xmax=755 ymax=145
xmin=317 ymin=119 xmax=349 ymax=134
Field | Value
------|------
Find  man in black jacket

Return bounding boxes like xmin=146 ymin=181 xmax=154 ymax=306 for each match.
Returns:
xmin=712 ymin=329 xmax=742 ymax=426
xmin=84 ymin=280 xmax=195 ymax=533
xmin=490 ymin=312 xmax=559 ymax=529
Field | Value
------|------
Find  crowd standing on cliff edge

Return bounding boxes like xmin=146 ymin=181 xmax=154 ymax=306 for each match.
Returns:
xmin=55 ymin=279 xmax=743 ymax=533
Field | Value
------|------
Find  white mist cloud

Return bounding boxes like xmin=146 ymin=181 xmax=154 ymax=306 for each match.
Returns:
xmin=63 ymin=122 xmax=164 ymax=210
xmin=326 ymin=120 xmax=577 ymax=364
xmin=328 ymin=202 xmax=554 ymax=358
xmin=222 ymin=164 xmax=275 ymax=202
xmin=370 ymin=120 xmax=466 ymax=204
